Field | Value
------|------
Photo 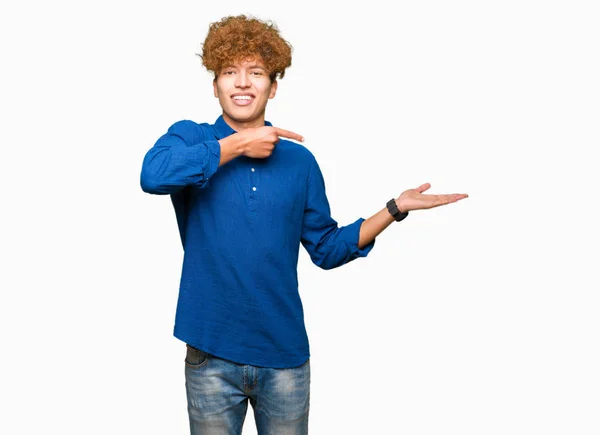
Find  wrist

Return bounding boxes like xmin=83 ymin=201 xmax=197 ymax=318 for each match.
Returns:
xmin=236 ymin=133 xmax=251 ymax=156
xmin=394 ymin=197 xmax=408 ymax=214
xmin=387 ymin=198 xmax=409 ymax=222
xmin=220 ymin=134 xmax=248 ymax=158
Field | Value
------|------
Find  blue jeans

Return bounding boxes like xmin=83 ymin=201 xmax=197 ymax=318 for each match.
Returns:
xmin=185 ymin=344 xmax=310 ymax=435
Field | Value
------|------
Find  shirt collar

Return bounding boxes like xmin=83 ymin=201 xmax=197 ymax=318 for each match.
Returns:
xmin=214 ymin=115 xmax=273 ymax=139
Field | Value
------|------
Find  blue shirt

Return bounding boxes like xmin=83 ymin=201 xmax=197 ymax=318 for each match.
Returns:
xmin=140 ymin=115 xmax=375 ymax=368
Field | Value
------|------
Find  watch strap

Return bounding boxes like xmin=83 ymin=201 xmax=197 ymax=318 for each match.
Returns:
xmin=386 ymin=198 xmax=409 ymax=222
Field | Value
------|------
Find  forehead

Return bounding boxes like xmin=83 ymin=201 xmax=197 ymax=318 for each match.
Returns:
xmin=227 ymin=55 xmax=266 ymax=69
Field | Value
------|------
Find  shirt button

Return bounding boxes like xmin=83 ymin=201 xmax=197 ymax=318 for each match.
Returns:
xmin=252 ymin=187 xmax=257 ymax=191
xmin=251 ymin=168 xmax=255 ymax=172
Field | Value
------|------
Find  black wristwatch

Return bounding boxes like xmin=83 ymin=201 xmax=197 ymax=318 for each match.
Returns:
xmin=386 ymin=199 xmax=409 ymax=222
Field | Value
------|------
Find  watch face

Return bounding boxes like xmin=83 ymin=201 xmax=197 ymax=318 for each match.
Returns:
xmin=387 ymin=199 xmax=407 ymax=222
xmin=386 ymin=200 xmax=398 ymax=216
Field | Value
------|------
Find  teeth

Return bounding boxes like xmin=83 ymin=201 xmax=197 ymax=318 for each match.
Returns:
xmin=233 ymin=96 xmax=252 ymax=100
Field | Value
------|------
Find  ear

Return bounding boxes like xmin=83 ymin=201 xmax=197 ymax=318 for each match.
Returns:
xmin=268 ymin=80 xmax=278 ymax=99
xmin=213 ymin=78 xmax=218 ymax=98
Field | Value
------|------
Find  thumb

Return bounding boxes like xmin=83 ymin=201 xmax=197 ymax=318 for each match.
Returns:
xmin=415 ymin=183 xmax=431 ymax=193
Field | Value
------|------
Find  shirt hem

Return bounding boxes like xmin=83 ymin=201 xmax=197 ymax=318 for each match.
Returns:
xmin=174 ymin=331 xmax=310 ymax=369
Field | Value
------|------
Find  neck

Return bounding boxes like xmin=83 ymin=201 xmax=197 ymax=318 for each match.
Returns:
xmin=222 ymin=112 xmax=265 ymax=132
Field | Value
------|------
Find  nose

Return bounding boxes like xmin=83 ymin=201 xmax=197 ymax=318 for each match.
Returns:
xmin=235 ymin=71 xmax=251 ymax=88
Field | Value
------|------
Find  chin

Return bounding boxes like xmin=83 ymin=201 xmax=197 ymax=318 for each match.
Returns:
xmin=226 ymin=108 xmax=261 ymax=123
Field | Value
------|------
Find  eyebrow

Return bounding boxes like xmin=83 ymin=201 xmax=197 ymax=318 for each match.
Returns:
xmin=222 ymin=64 xmax=266 ymax=70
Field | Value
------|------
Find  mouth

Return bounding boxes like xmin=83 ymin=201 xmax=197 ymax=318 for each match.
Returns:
xmin=231 ymin=93 xmax=255 ymax=106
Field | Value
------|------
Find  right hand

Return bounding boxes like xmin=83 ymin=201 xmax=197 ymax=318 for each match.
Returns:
xmin=239 ymin=126 xmax=304 ymax=159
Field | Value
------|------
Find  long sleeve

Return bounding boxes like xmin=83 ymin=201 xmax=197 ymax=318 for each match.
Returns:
xmin=140 ymin=120 xmax=221 ymax=194
xmin=300 ymin=157 xmax=375 ymax=270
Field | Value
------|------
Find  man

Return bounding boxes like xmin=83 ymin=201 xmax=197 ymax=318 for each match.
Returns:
xmin=140 ymin=14 xmax=468 ymax=435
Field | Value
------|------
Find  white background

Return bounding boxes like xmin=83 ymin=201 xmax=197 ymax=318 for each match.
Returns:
xmin=1 ymin=0 xmax=599 ymax=434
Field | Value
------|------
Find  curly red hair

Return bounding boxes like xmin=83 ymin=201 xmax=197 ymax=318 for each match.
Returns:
xmin=200 ymin=15 xmax=292 ymax=81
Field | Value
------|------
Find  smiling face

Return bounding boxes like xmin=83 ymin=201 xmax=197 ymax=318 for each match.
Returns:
xmin=213 ymin=56 xmax=278 ymax=131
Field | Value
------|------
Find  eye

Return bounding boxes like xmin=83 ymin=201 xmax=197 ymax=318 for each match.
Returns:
xmin=222 ymin=70 xmax=235 ymax=75
xmin=251 ymin=70 xmax=263 ymax=76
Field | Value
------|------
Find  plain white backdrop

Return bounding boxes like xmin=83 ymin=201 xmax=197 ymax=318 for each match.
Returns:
xmin=1 ymin=0 xmax=599 ymax=434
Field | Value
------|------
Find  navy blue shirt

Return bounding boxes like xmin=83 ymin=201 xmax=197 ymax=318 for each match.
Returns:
xmin=141 ymin=116 xmax=375 ymax=368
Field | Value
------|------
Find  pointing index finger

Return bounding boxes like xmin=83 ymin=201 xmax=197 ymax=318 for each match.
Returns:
xmin=274 ymin=127 xmax=304 ymax=142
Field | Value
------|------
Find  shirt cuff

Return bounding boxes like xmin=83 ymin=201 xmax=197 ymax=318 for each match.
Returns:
xmin=345 ymin=217 xmax=375 ymax=260
xmin=187 ymin=139 xmax=221 ymax=186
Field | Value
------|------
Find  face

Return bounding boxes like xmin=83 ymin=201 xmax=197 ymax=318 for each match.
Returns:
xmin=213 ymin=57 xmax=278 ymax=131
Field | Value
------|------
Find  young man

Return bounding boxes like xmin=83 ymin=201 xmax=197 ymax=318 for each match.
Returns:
xmin=140 ymin=14 xmax=468 ymax=435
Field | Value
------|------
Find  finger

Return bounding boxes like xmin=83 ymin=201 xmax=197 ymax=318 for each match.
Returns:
xmin=274 ymin=127 xmax=304 ymax=142
xmin=433 ymin=193 xmax=468 ymax=206
xmin=415 ymin=183 xmax=431 ymax=193
xmin=446 ymin=193 xmax=469 ymax=201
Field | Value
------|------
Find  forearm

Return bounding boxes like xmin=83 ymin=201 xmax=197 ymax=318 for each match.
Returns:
xmin=358 ymin=206 xmax=395 ymax=249
xmin=218 ymin=134 xmax=248 ymax=166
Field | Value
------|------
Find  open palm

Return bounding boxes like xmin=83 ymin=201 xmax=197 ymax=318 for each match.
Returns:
xmin=397 ymin=183 xmax=468 ymax=212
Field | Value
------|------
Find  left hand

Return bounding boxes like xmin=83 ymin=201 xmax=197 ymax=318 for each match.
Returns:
xmin=396 ymin=183 xmax=468 ymax=213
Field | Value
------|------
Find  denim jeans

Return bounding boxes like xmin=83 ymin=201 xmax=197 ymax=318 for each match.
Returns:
xmin=185 ymin=344 xmax=310 ymax=435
